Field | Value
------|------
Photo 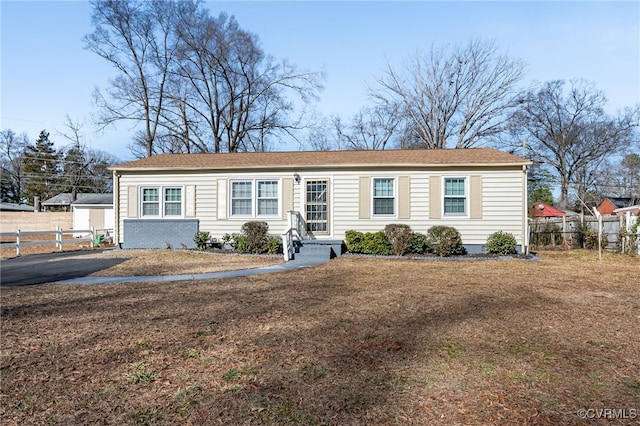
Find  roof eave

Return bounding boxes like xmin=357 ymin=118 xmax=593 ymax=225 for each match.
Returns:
xmin=111 ymin=161 xmax=532 ymax=172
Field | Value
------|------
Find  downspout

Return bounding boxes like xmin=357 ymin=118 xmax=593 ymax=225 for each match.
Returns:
xmin=522 ymin=164 xmax=529 ymax=254
xmin=113 ymin=171 xmax=120 ymax=246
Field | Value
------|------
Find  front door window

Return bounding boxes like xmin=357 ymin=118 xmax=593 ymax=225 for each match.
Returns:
xmin=305 ymin=180 xmax=328 ymax=234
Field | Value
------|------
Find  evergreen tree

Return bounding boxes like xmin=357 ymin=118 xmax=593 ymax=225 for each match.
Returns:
xmin=22 ymin=130 xmax=61 ymax=204
xmin=58 ymin=142 xmax=93 ymax=197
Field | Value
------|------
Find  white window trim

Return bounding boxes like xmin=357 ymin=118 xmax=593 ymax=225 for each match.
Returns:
xmin=139 ymin=186 xmax=184 ymax=219
xmin=442 ymin=176 xmax=469 ymax=218
xmin=229 ymin=180 xmax=253 ymax=218
xmin=371 ymin=177 xmax=397 ymax=217
xmin=228 ymin=179 xmax=281 ymax=219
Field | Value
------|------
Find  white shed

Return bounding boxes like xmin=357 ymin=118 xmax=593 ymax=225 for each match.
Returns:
xmin=71 ymin=193 xmax=114 ymax=237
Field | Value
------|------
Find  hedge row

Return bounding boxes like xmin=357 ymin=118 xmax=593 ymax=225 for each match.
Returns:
xmin=346 ymin=225 xmax=518 ymax=257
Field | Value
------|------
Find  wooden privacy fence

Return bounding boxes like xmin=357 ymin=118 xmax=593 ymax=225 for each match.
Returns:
xmin=529 ymin=214 xmax=639 ymax=253
xmin=0 ymin=227 xmax=113 ymax=256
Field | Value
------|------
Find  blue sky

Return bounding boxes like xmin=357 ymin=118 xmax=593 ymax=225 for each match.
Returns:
xmin=1 ymin=1 xmax=639 ymax=161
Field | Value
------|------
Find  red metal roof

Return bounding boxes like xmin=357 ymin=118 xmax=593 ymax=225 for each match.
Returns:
xmin=530 ymin=202 xmax=566 ymax=217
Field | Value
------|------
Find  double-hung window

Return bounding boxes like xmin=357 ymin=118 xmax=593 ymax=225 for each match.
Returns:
xmin=257 ymin=181 xmax=278 ymax=215
xmin=444 ymin=177 xmax=466 ymax=215
xmin=231 ymin=181 xmax=253 ymax=216
xmin=373 ymin=178 xmax=395 ymax=216
xmin=164 ymin=188 xmax=182 ymax=216
xmin=142 ymin=188 xmax=160 ymax=216
xmin=230 ymin=179 xmax=279 ymax=217
xmin=141 ymin=187 xmax=182 ymax=217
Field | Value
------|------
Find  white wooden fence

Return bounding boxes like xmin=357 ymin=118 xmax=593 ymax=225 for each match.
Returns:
xmin=0 ymin=227 xmax=113 ymax=256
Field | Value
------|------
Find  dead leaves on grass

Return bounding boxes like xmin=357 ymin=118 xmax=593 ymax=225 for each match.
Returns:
xmin=1 ymin=251 xmax=639 ymax=425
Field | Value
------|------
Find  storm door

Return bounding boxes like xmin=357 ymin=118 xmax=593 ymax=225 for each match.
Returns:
xmin=305 ymin=180 xmax=329 ymax=235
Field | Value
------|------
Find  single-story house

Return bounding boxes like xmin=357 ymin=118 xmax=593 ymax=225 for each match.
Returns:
xmin=71 ymin=193 xmax=115 ymax=236
xmin=110 ymin=148 xmax=531 ymax=255
xmin=597 ymin=197 xmax=640 ymax=216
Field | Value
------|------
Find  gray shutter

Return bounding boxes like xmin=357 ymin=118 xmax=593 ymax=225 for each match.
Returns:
xmin=429 ymin=176 xmax=441 ymax=219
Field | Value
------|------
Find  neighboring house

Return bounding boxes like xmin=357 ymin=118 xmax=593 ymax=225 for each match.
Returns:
xmin=41 ymin=193 xmax=114 ymax=233
xmin=111 ymin=149 xmax=531 ymax=254
xmin=41 ymin=193 xmax=77 ymax=212
xmin=597 ymin=197 xmax=640 ymax=216
xmin=0 ymin=202 xmax=34 ymax=212
xmin=71 ymin=193 xmax=115 ymax=236
xmin=529 ymin=202 xmax=566 ymax=218
xmin=529 ymin=203 xmax=580 ymax=219
xmin=613 ymin=205 xmax=640 ymax=215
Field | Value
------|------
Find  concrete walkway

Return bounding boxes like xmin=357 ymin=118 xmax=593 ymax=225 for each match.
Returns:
xmin=53 ymin=256 xmax=327 ymax=285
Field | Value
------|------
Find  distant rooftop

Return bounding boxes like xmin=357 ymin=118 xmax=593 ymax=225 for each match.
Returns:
xmin=42 ymin=193 xmax=113 ymax=206
xmin=0 ymin=202 xmax=34 ymax=212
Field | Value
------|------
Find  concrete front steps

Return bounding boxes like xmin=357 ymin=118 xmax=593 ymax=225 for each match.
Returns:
xmin=292 ymin=239 xmax=345 ymax=262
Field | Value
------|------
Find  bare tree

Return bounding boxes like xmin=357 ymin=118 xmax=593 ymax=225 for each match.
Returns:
xmin=513 ymin=80 xmax=640 ymax=208
xmin=173 ymin=9 xmax=322 ymax=152
xmin=0 ymin=129 xmax=29 ymax=203
xmin=332 ymin=103 xmax=402 ymax=150
xmin=57 ymin=116 xmax=117 ymax=195
xmin=85 ymin=0 xmax=179 ymax=157
xmin=373 ymin=39 xmax=525 ymax=149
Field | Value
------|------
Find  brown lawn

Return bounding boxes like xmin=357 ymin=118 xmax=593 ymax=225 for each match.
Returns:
xmin=1 ymin=250 xmax=638 ymax=425
xmin=82 ymin=249 xmax=283 ymax=277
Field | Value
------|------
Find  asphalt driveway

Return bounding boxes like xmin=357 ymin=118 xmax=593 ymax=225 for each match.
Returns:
xmin=0 ymin=250 xmax=125 ymax=286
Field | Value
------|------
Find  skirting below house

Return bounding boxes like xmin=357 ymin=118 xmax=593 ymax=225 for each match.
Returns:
xmin=122 ymin=219 xmax=199 ymax=249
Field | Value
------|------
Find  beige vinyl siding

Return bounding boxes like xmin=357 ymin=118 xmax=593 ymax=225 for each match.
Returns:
xmin=428 ymin=169 xmax=525 ymax=245
xmin=119 ymin=171 xmax=292 ymax=242
xmin=333 ymin=172 xmax=425 ymax=239
xmin=117 ymin=166 xmax=526 ymax=248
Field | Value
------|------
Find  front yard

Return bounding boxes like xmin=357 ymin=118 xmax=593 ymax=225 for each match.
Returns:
xmin=1 ymin=251 xmax=638 ymax=425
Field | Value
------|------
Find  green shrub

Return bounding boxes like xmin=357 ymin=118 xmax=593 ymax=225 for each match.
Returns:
xmin=486 ymin=231 xmax=517 ymax=255
xmin=193 ymin=231 xmax=211 ymax=251
xmin=222 ymin=223 xmax=281 ymax=255
xmin=583 ymin=228 xmax=608 ymax=250
xmin=408 ymin=232 xmax=432 ymax=254
xmin=345 ymin=230 xmax=365 ymax=253
xmin=241 ymin=221 xmax=270 ymax=253
xmin=619 ymin=215 xmax=639 ymax=255
xmin=384 ymin=224 xmax=413 ymax=256
xmin=345 ymin=229 xmax=392 ymax=255
xmin=226 ymin=233 xmax=248 ymax=253
xmin=266 ymin=235 xmax=282 ymax=254
xmin=427 ymin=225 xmax=466 ymax=257
xmin=362 ymin=231 xmax=392 ymax=255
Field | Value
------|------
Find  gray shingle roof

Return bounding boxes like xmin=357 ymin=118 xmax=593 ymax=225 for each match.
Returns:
xmin=42 ymin=193 xmax=113 ymax=206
